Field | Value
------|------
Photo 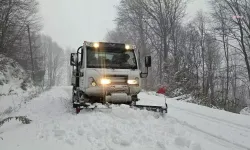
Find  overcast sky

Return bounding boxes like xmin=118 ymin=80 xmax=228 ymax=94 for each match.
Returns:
xmin=38 ymin=0 xmax=208 ymax=50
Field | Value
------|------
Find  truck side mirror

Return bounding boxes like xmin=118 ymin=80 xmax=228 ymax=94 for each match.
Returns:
xmin=140 ymin=56 xmax=152 ymax=78
xmin=140 ymin=73 xmax=148 ymax=78
xmin=70 ymin=53 xmax=77 ymax=66
xmin=145 ymin=56 xmax=151 ymax=67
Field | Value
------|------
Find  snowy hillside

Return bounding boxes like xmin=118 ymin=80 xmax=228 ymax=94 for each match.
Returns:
xmin=0 ymin=54 xmax=32 ymax=94
xmin=0 ymin=54 xmax=34 ymax=117
xmin=1 ymin=86 xmax=250 ymax=150
xmin=240 ymin=107 xmax=250 ymax=116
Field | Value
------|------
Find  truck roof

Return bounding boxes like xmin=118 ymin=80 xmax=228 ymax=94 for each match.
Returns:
xmin=84 ymin=41 xmax=136 ymax=49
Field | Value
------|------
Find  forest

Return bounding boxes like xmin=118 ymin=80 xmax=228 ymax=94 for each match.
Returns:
xmin=1 ymin=0 xmax=250 ymax=113
xmin=105 ymin=0 xmax=250 ymax=113
xmin=0 ymin=0 xmax=73 ymax=89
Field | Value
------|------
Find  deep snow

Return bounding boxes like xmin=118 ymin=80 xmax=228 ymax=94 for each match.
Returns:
xmin=1 ymin=86 xmax=250 ymax=150
xmin=0 ymin=54 xmax=35 ymax=119
xmin=240 ymin=107 xmax=250 ymax=116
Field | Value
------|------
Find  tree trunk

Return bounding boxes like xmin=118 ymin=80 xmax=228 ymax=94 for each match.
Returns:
xmin=27 ymin=24 xmax=34 ymax=82
xmin=239 ymin=22 xmax=250 ymax=82
xmin=159 ymin=51 xmax=163 ymax=83
xmin=222 ymin=29 xmax=229 ymax=108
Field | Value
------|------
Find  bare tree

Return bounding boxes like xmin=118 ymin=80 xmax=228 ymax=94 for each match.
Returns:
xmin=0 ymin=0 xmax=41 ymax=55
xmin=39 ymin=35 xmax=64 ymax=87
xmin=0 ymin=0 xmax=43 ymax=85
xmin=106 ymin=0 xmax=250 ymax=112
xmin=212 ymin=0 xmax=250 ymax=82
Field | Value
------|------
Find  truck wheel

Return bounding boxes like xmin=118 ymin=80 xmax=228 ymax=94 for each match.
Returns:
xmin=72 ymin=92 xmax=77 ymax=108
xmin=126 ymin=100 xmax=136 ymax=106
xmin=72 ymin=86 xmax=76 ymax=103
xmin=73 ymin=103 xmax=78 ymax=108
xmin=126 ymin=95 xmax=138 ymax=106
xmin=131 ymin=100 xmax=136 ymax=106
xmin=132 ymin=95 xmax=139 ymax=101
xmin=76 ymin=107 xmax=81 ymax=114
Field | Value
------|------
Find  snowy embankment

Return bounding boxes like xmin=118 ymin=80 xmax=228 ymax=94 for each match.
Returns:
xmin=0 ymin=54 xmax=35 ymax=117
xmin=1 ymin=86 xmax=250 ymax=150
xmin=240 ymin=107 xmax=250 ymax=116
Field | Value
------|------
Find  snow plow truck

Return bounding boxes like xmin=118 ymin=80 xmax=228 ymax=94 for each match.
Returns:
xmin=70 ymin=41 xmax=168 ymax=114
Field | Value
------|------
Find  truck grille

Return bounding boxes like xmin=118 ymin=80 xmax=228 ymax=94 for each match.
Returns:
xmin=108 ymin=85 xmax=129 ymax=93
xmin=106 ymin=75 xmax=128 ymax=85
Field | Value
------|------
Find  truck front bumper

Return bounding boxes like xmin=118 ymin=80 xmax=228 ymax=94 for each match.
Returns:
xmin=85 ymin=85 xmax=141 ymax=97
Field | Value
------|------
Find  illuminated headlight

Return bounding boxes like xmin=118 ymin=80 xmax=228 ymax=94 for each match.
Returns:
xmin=127 ymin=79 xmax=138 ymax=85
xmin=93 ymin=42 xmax=99 ymax=48
xmin=125 ymin=44 xmax=130 ymax=50
xmin=101 ymin=78 xmax=111 ymax=85
xmin=91 ymin=82 xmax=96 ymax=86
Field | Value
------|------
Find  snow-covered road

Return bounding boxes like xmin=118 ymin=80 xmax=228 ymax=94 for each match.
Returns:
xmin=138 ymin=93 xmax=250 ymax=150
xmin=1 ymin=86 xmax=250 ymax=150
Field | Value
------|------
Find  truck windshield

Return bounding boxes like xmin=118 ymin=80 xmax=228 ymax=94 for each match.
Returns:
xmin=87 ymin=48 xmax=138 ymax=69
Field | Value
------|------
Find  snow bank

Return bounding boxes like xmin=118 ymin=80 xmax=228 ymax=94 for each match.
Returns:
xmin=0 ymin=54 xmax=32 ymax=94
xmin=0 ymin=54 xmax=34 ymax=117
xmin=240 ymin=107 xmax=250 ymax=116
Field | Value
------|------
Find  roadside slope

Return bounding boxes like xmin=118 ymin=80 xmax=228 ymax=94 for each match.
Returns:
xmin=0 ymin=54 xmax=34 ymax=117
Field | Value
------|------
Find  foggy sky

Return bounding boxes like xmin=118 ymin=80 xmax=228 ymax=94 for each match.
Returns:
xmin=38 ymin=0 xmax=207 ymax=50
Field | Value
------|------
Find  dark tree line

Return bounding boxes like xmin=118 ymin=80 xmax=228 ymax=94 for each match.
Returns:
xmin=106 ymin=0 xmax=250 ymax=113
xmin=0 ymin=0 xmax=66 ymax=88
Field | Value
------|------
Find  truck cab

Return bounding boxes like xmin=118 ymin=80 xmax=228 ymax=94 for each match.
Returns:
xmin=70 ymin=41 xmax=151 ymax=106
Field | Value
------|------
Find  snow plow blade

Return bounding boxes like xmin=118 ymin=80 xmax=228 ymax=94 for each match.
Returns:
xmin=131 ymin=104 xmax=168 ymax=113
xmin=74 ymin=102 xmax=112 ymax=114
xmin=74 ymin=102 xmax=168 ymax=114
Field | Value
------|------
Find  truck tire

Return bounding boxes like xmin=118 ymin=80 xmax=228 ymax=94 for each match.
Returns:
xmin=76 ymin=107 xmax=81 ymax=114
xmin=126 ymin=95 xmax=138 ymax=106
xmin=132 ymin=95 xmax=139 ymax=101
xmin=72 ymin=87 xmax=78 ymax=108
xmin=72 ymin=86 xmax=76 ymax=103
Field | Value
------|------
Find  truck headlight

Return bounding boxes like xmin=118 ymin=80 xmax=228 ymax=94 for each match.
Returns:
xmin=89 ymin=77 xmax=97 ymax=86
xmin=125 ymin=44 xmax=130 ymax=50
xmin=101 ymin=78 xmax=111 ymax=85
xmin=93 ymin=42 xmax=99 ymax=48
xmin=91 ymin=82 xmax=96 ymax=86
xmin=127 ymin=79 xmax=138 ymax=85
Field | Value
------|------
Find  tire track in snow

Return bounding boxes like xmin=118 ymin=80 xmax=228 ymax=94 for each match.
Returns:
xmin=167 ymin=113 xmax=250 ymax=150
xmin=181 ymin=109 xmax=250 ymax=133
xmin=169 ymin=104 xmax=250 ymax=132
xmin=141 ymin=93 xmax=250 ymax=130
xmin=168 ymin=109 xmax=250 ymax=150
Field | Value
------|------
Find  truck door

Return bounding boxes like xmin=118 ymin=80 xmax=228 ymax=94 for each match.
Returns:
xmin=79 ymin=49 xmax=85 ymax=89
xmin=74 ymin=46 xmax=84 ymax=88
